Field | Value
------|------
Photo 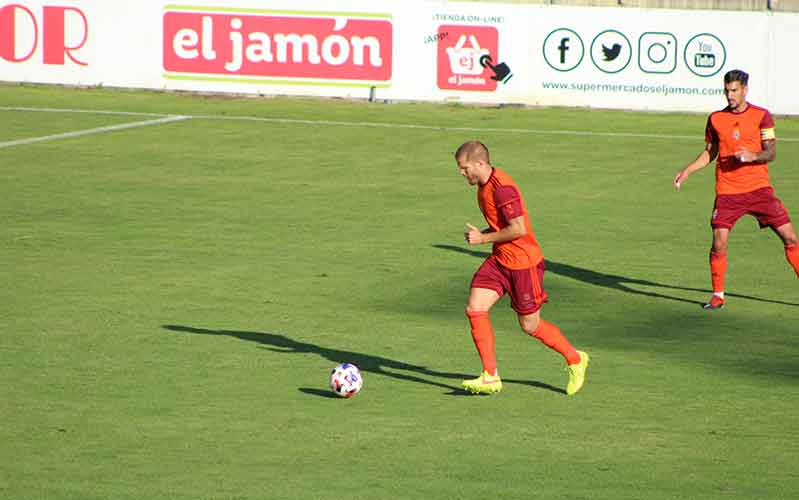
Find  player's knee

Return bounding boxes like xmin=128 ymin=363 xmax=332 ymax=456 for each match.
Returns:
xmin=712 ymin=230 xmax=729 ymax=253
xmin=465 ymin=307 xmax=488 ymax=317
xmin=519 ymin=316 xmax=540 ymax=336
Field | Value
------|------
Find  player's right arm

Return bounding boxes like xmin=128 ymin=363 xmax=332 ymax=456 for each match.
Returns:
xmin=674 ymin=141 xmax=719 ymax=191
xmin=465 ymin=217 xmax=526 ymax=246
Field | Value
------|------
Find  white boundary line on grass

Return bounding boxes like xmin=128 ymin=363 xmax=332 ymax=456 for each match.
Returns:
xmin=1 ymin=106 xmax=172 ymax=118
xmin=190 ymin=113 xmax=799 ymax=142
xmin=192 ymin=113 xmax=708 ymax=141
xmin=2 ymin=105 xmax=798 ymax=143
xmin=0 ymin=114 xmax=190 ymax=149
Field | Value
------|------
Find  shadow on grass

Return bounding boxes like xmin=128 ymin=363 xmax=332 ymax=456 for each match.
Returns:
xmin=298 ymin=388 xmax=340 ymax=398
xmin=163 ymin=325 xmax=564 ymax=396
xmin=433 ymin=244 xmax=799 ymax=308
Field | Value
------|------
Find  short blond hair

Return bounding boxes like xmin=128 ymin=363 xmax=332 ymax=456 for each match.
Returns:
xmin=455 ymin=141 xmax=490 ymax=164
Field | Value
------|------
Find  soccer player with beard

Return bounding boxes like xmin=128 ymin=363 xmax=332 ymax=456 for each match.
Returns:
xmin=455 ymin=140 xmax=589 ymax=395
xmin=674 ymin=69 xmax=799 ymax=309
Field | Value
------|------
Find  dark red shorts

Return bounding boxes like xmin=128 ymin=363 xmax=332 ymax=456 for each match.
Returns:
xmin=711 ymin=187 xmax=791 ymax=230
xmin=470 ymin=256 xmax=549 ymax=315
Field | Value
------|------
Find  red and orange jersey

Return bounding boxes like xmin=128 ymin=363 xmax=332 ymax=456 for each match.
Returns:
xmin=477 ymin=167 xmax=543 ymax=269
xmin=705 ymin=103 xmax=775 ymax=195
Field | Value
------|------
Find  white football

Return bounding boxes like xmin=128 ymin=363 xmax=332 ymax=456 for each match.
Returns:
xmin=329 ymin=363 xmax=363 ymax=398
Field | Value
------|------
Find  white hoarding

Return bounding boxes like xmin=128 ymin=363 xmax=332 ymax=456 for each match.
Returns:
xmin=0 ymin=1 xmax=797 ymax=114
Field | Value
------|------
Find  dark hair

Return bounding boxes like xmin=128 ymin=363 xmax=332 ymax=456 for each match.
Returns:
xmin=724 ymin=69 xmax=749 ymax=86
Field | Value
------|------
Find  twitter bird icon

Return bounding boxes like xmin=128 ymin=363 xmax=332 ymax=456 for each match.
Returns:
xmin=602 ymin=43 xmax=622 ymax=61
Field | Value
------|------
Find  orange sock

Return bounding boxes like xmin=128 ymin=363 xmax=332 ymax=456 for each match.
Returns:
xmin=466 ymin=310 xmax=496 ymax=375
xmin=530 ymin=320 xmax=580 ymax=365
xmin=709 ymin=250 xmax=727 ymax=293
xmin=785 ymin=244 xmax=799 ymax=278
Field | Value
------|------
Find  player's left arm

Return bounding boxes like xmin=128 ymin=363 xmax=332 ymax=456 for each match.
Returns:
xmin=465 ymin=216 xmax=526 ymax=245
xmin=735 ymin=111 xmax=777 ymax=163
xmin=735 ymin=139 xmax=775 ymax=163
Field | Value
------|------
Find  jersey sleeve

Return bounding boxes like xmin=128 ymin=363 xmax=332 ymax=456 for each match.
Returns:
xmin=705 ymin=114 xmax=719 ymax=144
xmin=494 ymin=185 xmax=524 ymax=222
xmin=760 ymin=110 xmax=776 ymax=141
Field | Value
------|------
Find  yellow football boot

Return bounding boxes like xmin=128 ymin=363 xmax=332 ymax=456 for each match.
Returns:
xmin=462 ymin=371 xmax=503 ymax=394
xmin=566 ymin=351 xmax=590 ymax=396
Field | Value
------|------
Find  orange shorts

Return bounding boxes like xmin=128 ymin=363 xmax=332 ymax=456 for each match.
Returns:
xmin=470 ymin=256 xmax=548 ymax=315
xmin=711 ymin=187 xmax=791 ymax=230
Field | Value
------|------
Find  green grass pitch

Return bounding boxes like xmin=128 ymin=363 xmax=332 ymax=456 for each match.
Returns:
xmin=2 ymin=84 xmax=798 ymax=500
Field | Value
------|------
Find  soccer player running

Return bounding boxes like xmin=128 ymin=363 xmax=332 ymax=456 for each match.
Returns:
xmin=455 ymin=141 xmax=589 ymax=395
xmin=674 ymin=69 xmax=799 ymax=309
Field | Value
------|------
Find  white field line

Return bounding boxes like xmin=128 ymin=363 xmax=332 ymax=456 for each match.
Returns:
xmin=191 ymin=113 xmax=799 ymax=142
xmin=2 ymin=105 xmax=798 ymax=143
xmin=0 ymin=115 xmax=190 ymax=149
xmin=193 ymin=113 xmax=706 ymax=140
xmin=0 ymin=106 xmax=171 ymax=118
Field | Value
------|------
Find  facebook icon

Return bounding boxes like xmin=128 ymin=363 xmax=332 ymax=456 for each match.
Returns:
xmin=544 ymin=28 xmax=584 ymax=72
xmin=558 ymin=37 xmax=570 ymax=64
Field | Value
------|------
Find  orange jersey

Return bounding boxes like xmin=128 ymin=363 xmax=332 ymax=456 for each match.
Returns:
xmin=705 ymin=103 xmax=776 ymax=195
xmin=477 ymin=167 xmax=543 ymax=269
